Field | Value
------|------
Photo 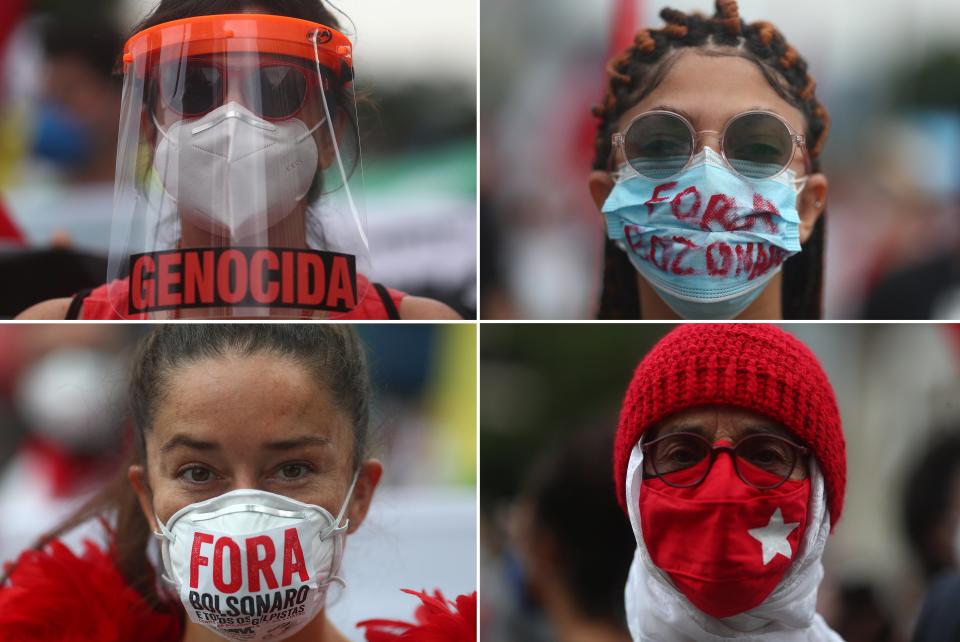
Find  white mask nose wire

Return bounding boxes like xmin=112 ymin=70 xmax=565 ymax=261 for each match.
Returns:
xmin=191 ymin=104 xmax=277 ymax=135
xmin=152 ymin=104 xmax=294 ymax=141
xmin=312 ymin=33 xmax=369 ymax=251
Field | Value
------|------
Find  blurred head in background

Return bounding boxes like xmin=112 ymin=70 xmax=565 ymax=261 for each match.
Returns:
xmin=32 ymin=17 xmax=122 ymax=183
xmin=902 ymin=431 xmax=960 ymax=582
xmin=510 ymin=425 xmax=634 ymax=642
xmin=12 ymin=325 xmax=128 ymax=455
xmin=0 ymin=325 xmax=132 ymax=565
xmin=589 ymin=0 xmax=830 ymax=321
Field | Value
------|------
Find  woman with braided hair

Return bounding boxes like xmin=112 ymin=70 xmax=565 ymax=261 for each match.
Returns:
xmin=590 ymin=0 xmax=830 ymax=319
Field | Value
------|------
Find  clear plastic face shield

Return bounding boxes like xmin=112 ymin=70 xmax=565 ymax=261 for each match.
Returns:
xmin=110 ymin=15 xmax=369 ymax=319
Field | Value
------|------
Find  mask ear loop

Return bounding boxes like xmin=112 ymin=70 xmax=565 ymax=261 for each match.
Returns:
xmin=791 ymin=175 xmax=809 ymax=195
xmin=293 ymin=116 xmax=328 ymax=203
xmin=324 ymin=469 xmax=360 ymax=539
xmin=151 ymin=111 xmax=174 ymax=146
xmin=316 ymin=470 xmax=361 ymax=592
xmin=152 ymin=514 xmax=180 ymax=588
xmin=311 ymin=30 xmax=369 ymax=251
xmin=295 ymin=115 xmax=327 ymax=143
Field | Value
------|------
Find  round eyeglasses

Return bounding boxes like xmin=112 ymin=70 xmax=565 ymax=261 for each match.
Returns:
xmin=612 ymin=110 xmax=809 ymax=182
xmin=640 ymin=431 xmax=809 ymax=489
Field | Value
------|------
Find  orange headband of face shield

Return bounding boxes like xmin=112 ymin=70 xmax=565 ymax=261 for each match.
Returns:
xmin=123 ymin=13 xmax=352 ymax=77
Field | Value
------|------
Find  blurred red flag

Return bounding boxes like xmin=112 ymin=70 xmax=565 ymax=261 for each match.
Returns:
xmin=944 ymin=325 xmax=960 ymax=363
xmin=607 ymin=0 xmax=642 ymax=64
xmin=0 ymin=199 xmax=23 ymax=245
xmin=0 ymin=0 xmax=28 ymax=52
xmin=570 ymin=0 xmax=642 ymax=312
xmin=575 ymin=0 xmax=643 ymax=169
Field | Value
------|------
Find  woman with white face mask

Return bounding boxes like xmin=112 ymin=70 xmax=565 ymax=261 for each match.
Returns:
xmin=589 ymin=0 xmax=830 ymax=320
xmin=0 ymin=325 xmax=475 ymax=642
xmin=17 ymin=0 xmax=459 ymax=321
xmin=614 ymin=324 xmax=846 ymax=641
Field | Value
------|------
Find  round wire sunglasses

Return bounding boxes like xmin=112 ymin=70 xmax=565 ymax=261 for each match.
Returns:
xmin=640 ymin=431 xmax=810 ymax=489
xmin=612 ymin=109 xmax=810 ymax=185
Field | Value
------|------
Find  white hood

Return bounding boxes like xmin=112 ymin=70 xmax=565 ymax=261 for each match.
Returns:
xmin=623 ymin=445 xmax=845 ymax=642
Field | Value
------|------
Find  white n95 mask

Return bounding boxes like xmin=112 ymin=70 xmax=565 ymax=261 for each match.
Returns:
xmin=154 ymin=475 xmax=357 ymax=642
xmin=152 ymin=101 xmax=321 ymax=241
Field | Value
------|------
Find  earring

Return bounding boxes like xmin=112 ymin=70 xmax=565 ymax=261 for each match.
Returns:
xmin=815 ymin=200 xmax=823 ymax=209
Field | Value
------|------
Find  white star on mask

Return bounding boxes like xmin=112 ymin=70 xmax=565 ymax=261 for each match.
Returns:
xmin=748 ymin=507 xmax=799 ymax=566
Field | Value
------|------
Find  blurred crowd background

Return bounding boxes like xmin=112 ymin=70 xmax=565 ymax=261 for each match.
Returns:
xmin=0 ymin=323 xmax=477 ymax=642
xmin=480 ymin=323 xmax=960 ymax=642
xmin=0 ymin=0 xmax=477 ymax=319
xmin=480 ymin=0 xmax=960 ymax=319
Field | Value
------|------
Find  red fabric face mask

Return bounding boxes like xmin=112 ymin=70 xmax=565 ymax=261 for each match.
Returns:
xmin=639 ymin=451 xmax=810 ymax=619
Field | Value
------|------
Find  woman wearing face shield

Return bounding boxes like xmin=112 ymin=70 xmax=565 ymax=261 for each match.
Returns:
xmin=0 ymin=325 xmax=475 ymax=642
xmin=17 ymin=0 xmax=460 ymax=320
xmin=590 ymin=0 xmax=829 ymax=320
xmin=614 ymin=324 xmax=845 ymax=640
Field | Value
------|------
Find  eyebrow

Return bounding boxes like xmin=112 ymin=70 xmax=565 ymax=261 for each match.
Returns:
xmin=160 ymin=434 xmax=218 ymax=454
xmin=644 ymin=104 xmax=778 ymax=126
xmin=159 ymin=433 xmax=331 ymax=454
xmin=651 ymin=422 xmax=790 ymax=441
xmin=646 ymin=104 xmax=698 ymax=123
xmin=649 ymin=422 xmax=710 ymax=440
xmin=739 ymin=424 xmax=801 ymax=443
xmin=263 ymin=435 xmax=332 ymax=450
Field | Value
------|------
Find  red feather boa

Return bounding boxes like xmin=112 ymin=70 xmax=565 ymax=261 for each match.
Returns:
xmin=357 ymin=589 xmax=477 ymax=642
xmin=1 ymin=539 xmax=474 ymax=642
xmin=0 ymin=539 xmax=183 ymax=642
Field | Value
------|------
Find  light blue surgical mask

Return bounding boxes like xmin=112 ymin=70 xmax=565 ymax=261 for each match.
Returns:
xmin=602 ymin=148 xmax=804 ymax=320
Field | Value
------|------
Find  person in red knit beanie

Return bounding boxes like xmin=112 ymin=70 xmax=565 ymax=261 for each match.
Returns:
xmin=0 ymin=325 xmax=475 ymax=642
xmin=614 ymin=323 xmax=846 ymax=641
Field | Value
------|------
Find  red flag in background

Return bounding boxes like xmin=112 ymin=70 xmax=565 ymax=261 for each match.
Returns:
xmin=0 ymin=199 xmax=24 ymax=245
xmin=943 ymin=325 xmax=960 ymax=363
xmin=606 ymin=0 xmax=642 ymax=65
xmin=575 ymin=0 xmax=643 ymax=167
xmin=0 ymin=0 xmax=28 ymax=53
xmin=570 ymin=0 xmax=642 ymax=309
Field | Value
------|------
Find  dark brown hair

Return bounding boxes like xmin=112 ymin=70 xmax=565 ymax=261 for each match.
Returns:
xmin=520 ymin=425 xmax=634 ymax=628
xmin=130 ymin=0 xmax=341 ymax=33
xmin=2 ymin=324 xmax=371 ymax=611
xmin=594 ymin=0 xmax=830 ymax=320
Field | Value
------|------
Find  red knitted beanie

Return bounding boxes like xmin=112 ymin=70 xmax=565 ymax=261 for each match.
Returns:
xmin=614 ymin=324 xmax=846 ymax=527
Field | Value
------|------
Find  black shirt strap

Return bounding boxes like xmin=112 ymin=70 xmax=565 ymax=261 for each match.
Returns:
xmin=373 ymin=282 xmax=400 ymax=320
xmin=65 ymin=288 xmax=93 ymax=320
